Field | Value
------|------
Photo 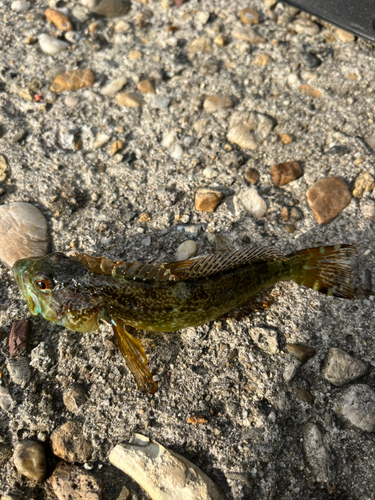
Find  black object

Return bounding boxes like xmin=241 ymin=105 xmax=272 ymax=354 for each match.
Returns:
xmin=285 ymin=0 xmax=375 ymax=42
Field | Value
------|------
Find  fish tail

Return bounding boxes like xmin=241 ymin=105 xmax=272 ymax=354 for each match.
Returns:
xmin=286 ymin=245 xmax=356 ymax=299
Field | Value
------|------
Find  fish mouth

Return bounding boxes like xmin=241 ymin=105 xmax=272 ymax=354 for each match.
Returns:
xmin=12 ymin=257 xmax=42 ymax=316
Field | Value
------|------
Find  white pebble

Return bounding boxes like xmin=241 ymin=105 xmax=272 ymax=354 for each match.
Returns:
xmin=92 ymin=134 xmax=111 ymax=149
xmin=183 ymin=136 xmax=195 ymax=148
xmin=64 ymin=31 xmax=80 ymax=43
xmin=170 ymin=144 xmax=183 ymax=159
xmin=203 ymin=167 xmax=218 ymax=179
xmin=11 ymin=0 xmax=30 ymax=11
xmin=65 ymin=96 xmax=79 ymax=108
xmin=287 ymin=73 xmax=301 ymax=88
xmin=161 ymin=131 xmax=177 ymax=148
xmin=100 ymin=76 xmax=127 ymax=97
xmin=175 ymin=240 xmax=197 ymax=261
xmin=150 ymin=96 xmax=170 ymax=109
xmin=38 ymin=34 xmax=69 ymax=55
xmin=240 ymin=188 xmax=267 ymax=218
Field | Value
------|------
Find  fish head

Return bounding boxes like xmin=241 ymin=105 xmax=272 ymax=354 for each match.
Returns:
xmin=13 ymin=252 xmax=105 ymax=333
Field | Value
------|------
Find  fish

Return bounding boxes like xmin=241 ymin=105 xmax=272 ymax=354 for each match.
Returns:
xmin=12 ymin=244 xmax=356 ymax=393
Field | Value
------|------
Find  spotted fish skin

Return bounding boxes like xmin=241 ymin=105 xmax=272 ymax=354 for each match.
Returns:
xmin=12 ymin=244 xmax=356 ymax=393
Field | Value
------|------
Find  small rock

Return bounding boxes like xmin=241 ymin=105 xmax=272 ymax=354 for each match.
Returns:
xmin=286 ymin=343 xmax=316 ymax=364
xmin=279 ymin=207 xmax=289 ymax=221
xmin=187 ymin=415 xmax=208 ymax=424
xmin=283 ymin=358 xmax=301 ymax=383
xmin=203 ymin=167 xmax=218 ymax=179
xmin=65 ymin=96 xmax=79 ymax=108
xmin=361 ymin=200 xmax=375 ymax=219
xmin=203 ymin=95 xmax=234 ymax=112
xmin=196 ymin=10 xmax=210 ymax=25
xmin=279 ymin=133 xmax=293 ymax=144
xmin=13 ymin=441 xmax=46 ymax=482
xmin=227 ymin=125 xmax=258 ymax=150
xmin=109 ymin=434 xmax=225 ymax=500
xmin=306 ymin=177 xmax=351 ymax=225
xmin=290 ymin=207 xmax=303 ymax=222
xmin=227 ymin=111 xmax=275 ymax=150
xmin=195 ymin=189 xmax=223 ymax=213
xmin=11 ymin=0 xmax=30 ymax=11
xmin=161 ymin=131 xmax=177 ymax=148
xmin=116 ymin=92 xmax=144 ymax=108
xmin=271 ymin=161 xmax=303 ymax=187
xmin=128 ymin=50 xmax=142 ymax=60
xmin=364 ymin=133 xmax=375 ymax=150
xmin=232 ymin=28 xmax=266 ymax=43
xmin=244 ymin=167 xmax=259 ymax=185
xmin=50 ymin=69 xmax=95 ymax=92
xmin=92 ymin=134 xmax=111 ymax=149
xmin=100 ymin=76 xmax=127 ymax=96
xmin=49 ymin=462 xmax=102 ymax=500
xmin=294 ymin=19 xmax=320 ymax=36
xmin=225 ymin=195 xmax=242 ymax=217
xmin=240 ymin=188 xmax=267 ymax=218
xmin=321 ymin=348 xmax=367 ymax=387
xmin=51 ymin=421 xmax=93 ymax=463
xmin=188 ymin=37 xmax=212 ymax=53
xmin=334 ymin=384 xmax=375 ymax=431
xmin=30 ymin=342 xmax=54 ymax=374
xmin=18 ymin=88 xmax=33 ymax=101
xmin=284 ymin=223 xmax=295 ymax=234
xmin=110 ymin=140 xmax=123 ymax=155
xmin=250 ymin=326 xmax=278 ymax=354
xmin=150 ymin=96 xmax=171 ymax=109
xmin=175 ymin=240 xmax=197 ymax=261
xmin=90 ymin=0 xmax=131 ymax=17
xmin=9 ymin=319 xmax=31 ymax=356
xmin=303 ymin=423 xmax=329 ymax=483
xmin=214 ymin=34 xmax=227 ymax=47
xmin=137 ymin=79 xmax=155 ymax=94
xmin=239 ymin=7 xmax=259 ymax=24
xmin=299 ymin=84 xmax=321 ymax=98
xmin=176 ymin=224 xmax=205 ymax=238
xmin=353 ymin=172 xmax=375 ymax=198
xmin=300 ymin=52 xmax=321 ymax=69
xmin=336 ymin=28 xmax=355 ymax=42
xmin=252 ymin=53 xmax=271 ymax=66
xmin=39 ymin=34 xmax=69 ymax=55
xmin=170 ymin=144 xmax=183 ymax=159
xmin=7 ymin=357 xmax=31 ymax=387
xmin=297 ymin=387 xmax=313 ymax=404
xmin=0 ymin=202 xmax=49 ymax=268
xmin=0 ymin=387 xmax=14 ymax=411
xmin=45 ymin=8 xmax=73 ymax=31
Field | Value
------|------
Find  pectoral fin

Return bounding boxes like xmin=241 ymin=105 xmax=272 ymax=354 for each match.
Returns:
xmin=112 ymin=319 xmax=157 ymax=394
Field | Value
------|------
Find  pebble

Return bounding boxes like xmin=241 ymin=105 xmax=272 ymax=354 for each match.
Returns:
xmin=100 ymin=76 xmax=127 ymax=97
xmin=137 ymin=79 xmax=155 ymax=94
xmin=110 ymin=140 xmax=123 ymax=155
xmin=92 ymin=133 xmax=111 ymax=149
xmin=161 ymin=131 xmax=177 ymax=148
xmin=9 ymin=319 xmax=31 ymax=356
xmin=361 ymin=200 xmax=375 ymax=219
xmin=225 ymin=195 xmax=242 ymax=217
xmin=286 ymin=343 xmax=316 ymax=364
xmin=65 ymin=96 xmax=79 ymax=108
xmin=128 ymin=50 xmax=142 ymax=60
xmin=0 ymin=155 xmax=7 ymax=182
xmin=170 ymin=144 xmax=183 ymax=159
xmin=271 ymin=161 xmax=302 ymax=187
xmin=203 ymin=167 xmax=218 ymax=179
xmin=184 ymin=136 xmax=195 ymax=148
xmin=297 ymin=387 xmax=313 ymax=404
xmin=0 ymin=387 xmax=14 ymax=411
xmin=227 ymin=125 xmax=258 ymax=150
xmin=232 ymin=28 xmax=266 ymax=44
xmin=116 ymin=92 xmax=144 ymax=108
xmin=13 ymin=441 xmax=46 ymax=482
xmin=300 ymin=52 xmax=321 ymax=69
xmin=109 ymin=434 xmax=225 ymax=500
xmin=321 ymin=348 xmax=367 ymax=387
xmin=283 ymin=358 xmax=301 ymax=383
xmin=252 ymin=53 xmax=271 ymax=66
xmin=250 ymin=327 xmax=278 ymax=354
xmin=49 ymin=462 xmax=103 ymax=500
xmin=334 ymin=384 xmax=375 ymax=432
xmin=239 ymin=8 xmax=259 ymax=25
xmin=364 ymin=133 xmax=375 ymax=150
xmin=353 ymin=172 xmax=375 ymax=198
xmin=188 ymin=37 xmax=212 ymax=53
xmin=50 ymin=69 xmax=95 ymax=92
xmin=336 ymin=28 xmax=355 ymax=42
xmin=188 ymin=415 xmax=209 ymax=424
xmin=150 ymin=96 xmax=170 ymax=109
xmin=203 ymin=95 xmax=234 ymax=112
xmin=45 ymin=8 xmax=73 ymax=31
xmin=176 ymin=223 xmax=205 ymax=238
xmin=284 ymin=223 xmax=295 ymax=234
xmin=299 ymin=84 xmax=321 ymax=98
xmin=11 ymin=0 xmax=30 ymax=11
xmin=195 ymin=189 xmax=223 ymax=213
xmin=51 ymin=421 xmax=93 ymax=463
xmin=244 ymin=167 xmax=259 ymax=185
xmin=294 ymin=19 xmax=320 ymax=36
xmin=196 ymin=10 xmax=210 ymax=25
xmin=214 ymin=34 xmax=227 ymax=47
xmin=0 ymin=202 xmax=49 ymax=268
xmin=240 ymin=188 xmax=267 ymax=218
xmin=290 ymin=207 xmax=303 ymax=222
xmin=306 ymin=177 xmax=351 ymax=225
xmin=303 ymin=423 xmax=329 ymax=483
xmin=90 ymin=0 xmax=131 ymax=17
xmin=279 ymin=133 xmax=293 ymax=145
xmin=227 ymin=111 xmax=275 ymax=150
xmin=175 ymin=240 xmax=197 ymax=261
xmin=38 ymin=34 xmax=69 ymax=55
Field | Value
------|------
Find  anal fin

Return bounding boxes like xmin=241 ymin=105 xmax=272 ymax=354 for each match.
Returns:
xmin=112 ymin=319 xmax=157 ymax=394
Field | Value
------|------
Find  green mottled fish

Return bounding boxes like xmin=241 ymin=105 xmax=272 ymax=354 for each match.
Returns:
xmin=13 ymin=244 xmax=356 ymax=393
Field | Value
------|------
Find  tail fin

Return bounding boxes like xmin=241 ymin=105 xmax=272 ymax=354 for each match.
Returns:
xmin=286 ymin=245 xmax=356 ymax=299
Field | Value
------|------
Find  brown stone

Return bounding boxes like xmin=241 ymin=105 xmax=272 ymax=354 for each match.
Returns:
xmin=271 ymin=161 xmax=302 ymax=187
xmin=13 ymin=441 xmax=46 ymax=482
xmin=128 ymin=50 xmax=142 ymax=60
xmin=232 ymin=28 xmax=266 ymax=44
xmin=286 ymin=343 xmax=316 ymax=364
xmin=299 ymin=84 xmax=321 ymax=98
xmin=306 ymin=177 xmax=351 ymax=225
xmin=51 ymin=421 xmax=93 ymax=463
xmin=279 ymin=133 xmax=293 ymax=144
xmin=137 ymin=79 xmax=155 ymax=94
xmin=239 ymin=8 xmax=259 ymax=25
xmin=336 ymin=28 xmax=355 ymax=42
xmin=187 ymin=415 xmax=208 ymax=424
xmin=116 ymin=92 xmax=144 ymax=108
xmin=352 ymin=172 xmax=375 ymax=198
xmin=244 ymin=167 xmax=259 ymax=185
xmin=90 ymin=0 xmax=131 ymax=17
xmin=214 ymin=34 xmax=227 ymax=47
xmin=203 ymin=95 xmax=234 ymax=112
xmin=9 ymin=319 xmax=31 ymax=356
xmin=195 ymin=189 xmax=223 ymax=213
xmin=279 ymin=207 xmax=289 ymax=221
xmin=45 ymin=8 xmax=73 ymax=31
xmin=252 ymin=53 xmax=271 ymax=66
xmin=297 ymin=387 xmax=313 ymax=404
xmin=50 ymin=70 xmax=95 ymax=93
xmin=49 ymin=462 xmax=102 ymax=500
xmin=110 ymin=140 xmax=123 ymax=156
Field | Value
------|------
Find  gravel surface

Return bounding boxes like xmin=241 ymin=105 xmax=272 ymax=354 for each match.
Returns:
xmin=1 ymin=0 xmax=375 ymax=499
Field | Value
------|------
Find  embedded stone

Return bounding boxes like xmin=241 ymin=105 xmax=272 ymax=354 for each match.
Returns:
xmin=203 ymin=95 xmax=234 ymax=112
xmin=306 ymin=177 xmax=351 ymax=224
xmin=50 ymin=69 xmax=95 ymax=92
xmin=51 ymin=421 xmax=93 ymax=463
xmin=321 ymin=348 xmax=367 ymax=386
xmin=116 ymin=92 xmax=144 ymax=108
xmin=271 ymin=161 xmax=302 ymax=187
xmin=45 ymin=8 xmax=73 ymax=31
xmin=195 ymin=189 xmax=223 ymax=213
xmin=353 ymin=172 xmax=375 ymax=198
xmin=334 ymin=385 xmax=375 ymax=431
xmin=239 ymin=8 xmax=259 ymax=25
xmin=137 ymin=79 xmax=155 ymax=94
xmin=13 ymin=441 xmax=46 ymax=482
xmin=240 ymin=188 xmax=267 ymax=218
xmin=49 ymin=462 xmax=102 ymax=500
xmin=175 ymin=240 xmax=197 ymax=261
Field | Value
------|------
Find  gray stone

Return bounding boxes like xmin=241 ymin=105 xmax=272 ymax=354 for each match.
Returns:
xmin=150 ymin=96 xmax=171 ymax=109
xmin=7 ymin=357 xmax=31 ymax=387
xmin=283 ymin=358 xmax=301 ymax=383
xmin=250 ymin=327 xmax=278 ymax=355
xmin=334 ymin=385 xmax=375 ymax=432
xmin=13 ymin=441 xmax=46 ymax=482
xmin=0 ymin=387 xmax=14 ymax=411
xmin=63 ymin=384 xmax=88 ymax=412
xmin=303 ymin=423 xmax=329 ymax=483
xmin=321 ymin=348 xmax=367 ymax=386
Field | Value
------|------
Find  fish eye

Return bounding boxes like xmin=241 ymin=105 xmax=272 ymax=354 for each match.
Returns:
xmin=33 ymin=275 xmax=54 ymax=292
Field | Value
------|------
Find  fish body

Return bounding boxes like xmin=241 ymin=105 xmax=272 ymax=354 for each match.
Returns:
xmin=13 ymin=244 xmax=356 ymax=393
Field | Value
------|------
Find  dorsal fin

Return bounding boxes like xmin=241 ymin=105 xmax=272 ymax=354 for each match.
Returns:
xmin=75 ymin=245 xmax=287 ymax=282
